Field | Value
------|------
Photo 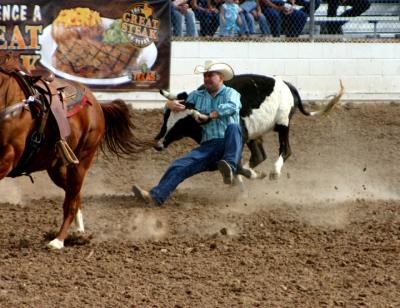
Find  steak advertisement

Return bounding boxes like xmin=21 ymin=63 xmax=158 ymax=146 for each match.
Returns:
xmin=0 ymin=0 xmax=170 ymax=90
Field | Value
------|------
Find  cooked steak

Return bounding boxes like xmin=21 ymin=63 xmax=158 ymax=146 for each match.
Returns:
xmin=53 ymin=38 xmax=141 ymax=78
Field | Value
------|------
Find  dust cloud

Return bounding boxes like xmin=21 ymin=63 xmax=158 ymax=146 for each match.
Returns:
xmin=0 ymin=173 xmax=63 ymax=204
xmin=86 ymin=207 xmax=168 ymax=242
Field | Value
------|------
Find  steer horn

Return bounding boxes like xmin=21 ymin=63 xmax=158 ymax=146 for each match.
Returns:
xmin=159 ymin=89 xmax=177 ymax=100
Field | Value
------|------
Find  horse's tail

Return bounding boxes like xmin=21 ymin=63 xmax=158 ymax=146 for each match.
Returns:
xmin=291 ymin=80 xmax=345 ymax=117
xmin=100 ymin=99 xmax=152 ymax=157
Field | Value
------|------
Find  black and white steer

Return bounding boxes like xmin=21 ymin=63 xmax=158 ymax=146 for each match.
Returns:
xmin=155 ymin=74 xmax=344 ymax=180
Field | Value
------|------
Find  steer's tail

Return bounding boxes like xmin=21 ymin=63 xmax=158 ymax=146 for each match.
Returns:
xmin=289 ymin=80 xmax=345 ymax=117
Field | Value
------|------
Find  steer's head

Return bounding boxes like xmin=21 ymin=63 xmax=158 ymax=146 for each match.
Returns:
xmin=154 ymin=90 xmax=203 ymax=151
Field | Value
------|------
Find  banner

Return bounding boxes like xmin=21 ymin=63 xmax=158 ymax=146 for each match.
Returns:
xmin=0 ymin=0 xmax=170 ymax=90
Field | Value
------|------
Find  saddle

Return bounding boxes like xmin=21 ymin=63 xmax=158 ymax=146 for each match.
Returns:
xmin=33 ymin=73 xmax=93 ymax=166
xmin=8 ymin=69 xmax=92 ymax=178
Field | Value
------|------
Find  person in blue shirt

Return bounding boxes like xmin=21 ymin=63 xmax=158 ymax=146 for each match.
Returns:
xmin=219 ymin=0 xmax=242 ymax=37
xmin=132 ymin=60 xmax=242 ymax=207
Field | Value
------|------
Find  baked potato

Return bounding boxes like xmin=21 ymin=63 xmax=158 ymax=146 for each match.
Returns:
xmin=52 ymin=7 xmax=104 ymax=44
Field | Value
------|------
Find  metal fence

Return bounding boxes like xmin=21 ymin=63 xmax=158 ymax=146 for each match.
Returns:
xmin=171 ymin=0 xmax=400 ymax=42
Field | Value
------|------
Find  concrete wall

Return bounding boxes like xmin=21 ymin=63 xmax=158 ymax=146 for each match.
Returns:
xmin=95 ymin=41 xmax=400 ymax=108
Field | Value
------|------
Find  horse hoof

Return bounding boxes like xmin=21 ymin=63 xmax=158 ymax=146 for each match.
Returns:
xmin=47 ymin=238 xmax=64 ymax=249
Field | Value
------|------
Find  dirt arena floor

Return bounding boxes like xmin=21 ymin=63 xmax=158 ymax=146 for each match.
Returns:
xmin=0 ymin=102 xmax=399 ymax=307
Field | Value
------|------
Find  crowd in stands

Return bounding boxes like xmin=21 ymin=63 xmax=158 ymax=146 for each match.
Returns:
xmin=171 ymin=0 xmax=371 ymax=37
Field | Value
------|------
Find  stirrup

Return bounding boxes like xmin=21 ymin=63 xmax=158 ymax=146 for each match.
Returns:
xmin=56 ymin=139 xmax=79 ymax=166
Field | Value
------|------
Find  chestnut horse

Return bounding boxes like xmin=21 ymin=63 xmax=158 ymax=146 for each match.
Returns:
xmin=0 ymin=54 xmax=147 ymax=249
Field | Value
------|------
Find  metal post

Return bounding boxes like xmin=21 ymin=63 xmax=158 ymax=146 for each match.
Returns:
xmin=309 ymin=0 xmax=316 ymax=42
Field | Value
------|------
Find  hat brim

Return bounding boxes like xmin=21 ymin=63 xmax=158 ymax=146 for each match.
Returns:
xmin=194 ymin=62 xmax=234 ymax=81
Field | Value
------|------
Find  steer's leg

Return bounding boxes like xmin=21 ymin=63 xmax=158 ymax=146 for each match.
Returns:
xmin=270 ymin=124 xmax=291 ymax=180
xmin=233 ymin=138 xmax=267 ymax=180
xmin=232 ymin=174 xmax=246 ymax=191
xmin=248 ymin=138 xmax=267 ymax=168
xmin=237 ymin=162 xmax=266 ymax=180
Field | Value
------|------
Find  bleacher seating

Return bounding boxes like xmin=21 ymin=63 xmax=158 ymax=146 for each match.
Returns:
xmin=304 ymin=0 xmax=400 ymax=37
xmin=178 ymin=0 xmax=400 ymax=38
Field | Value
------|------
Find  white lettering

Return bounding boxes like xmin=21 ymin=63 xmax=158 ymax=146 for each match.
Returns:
xmin=0 ymin=5 xmax=28 ymax=21
xmin=1 ymin=5 xmax=11 ymax=21
xmin=32 ymin=5 xmax=42 ymax=22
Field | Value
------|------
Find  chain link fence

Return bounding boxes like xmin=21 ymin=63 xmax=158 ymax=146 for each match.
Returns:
xmin=171 ymin=0 xmax=400 ymax=42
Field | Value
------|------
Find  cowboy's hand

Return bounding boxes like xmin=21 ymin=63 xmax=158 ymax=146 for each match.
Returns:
xmin=166 ymin=99 xmax=185 ymax=112
xmin=195 ymin=113 xmax=210 ymax=123
xmin=209 ymin=111 xmax=219 ymax=119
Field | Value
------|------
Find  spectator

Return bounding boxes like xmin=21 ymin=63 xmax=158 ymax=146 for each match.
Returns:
xmin=239 ymin=0 xmax=270 ymax=36
xmin=191 ymin=0 xmax=220 ymax=36
xmin=324 ymin=0 xmax=371 ymax=34
xmin=132 ymin=60 xmax=242 ymax=207
xmin=292 ymin=0 xmax=321 ymax=17
xmin=257 ymin=0 xmax=307 ymax=37
xmin=171 ymin=0 xmax=198 ymax=37
xmin=220 ymin=0 xmax=242 ymax=36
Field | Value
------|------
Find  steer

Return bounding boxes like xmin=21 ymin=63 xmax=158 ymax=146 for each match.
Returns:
xmin=155 ymin=74 xmax=344 ymax=180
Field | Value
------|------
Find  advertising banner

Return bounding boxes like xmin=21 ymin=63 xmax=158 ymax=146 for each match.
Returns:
xmin=0 ymin=0 xmax=170 ymax=90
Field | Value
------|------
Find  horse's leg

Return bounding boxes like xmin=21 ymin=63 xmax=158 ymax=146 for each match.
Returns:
xmin=47 ymin=152 xmax=94 ymax=249
xmin=0 ymin=145 xmax=15 ymax=179
xmin=270 ymin=124 xmax=291 ymax=180
xmin=47 ymin=166 xmax=85 ymax=234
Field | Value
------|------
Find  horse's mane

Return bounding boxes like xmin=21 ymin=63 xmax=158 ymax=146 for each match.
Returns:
xmin=0 ymin=53 xmax=27 ymax=74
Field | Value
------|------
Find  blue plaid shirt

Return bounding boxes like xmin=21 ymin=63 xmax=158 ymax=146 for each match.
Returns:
xmin=187 ymin=85 xmax=241 ymax=143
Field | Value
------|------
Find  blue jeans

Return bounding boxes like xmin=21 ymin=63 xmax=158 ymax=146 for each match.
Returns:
xmin=239 ymin=11 xmax=270 ymax=35
xmin=171 ymin=5 xmax=198 ymax=36
xmin=239 ymin=1 xmax=270 ymax=35
xmin=150 ymin=124 xmax=242 ymax=205
xmin=261 ymin=5 xmax=307 ymax=37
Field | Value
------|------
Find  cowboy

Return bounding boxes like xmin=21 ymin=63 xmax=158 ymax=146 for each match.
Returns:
xmin=132 ymin=60 xmax=242 ymax=207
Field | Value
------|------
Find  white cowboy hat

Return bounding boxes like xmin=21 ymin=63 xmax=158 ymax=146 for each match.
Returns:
xmin=194 ymin=60 xmax=234 ymax=81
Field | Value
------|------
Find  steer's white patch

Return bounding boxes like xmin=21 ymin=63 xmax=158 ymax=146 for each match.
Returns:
xmin=270 ymin=155 xmax=284 ymax=180
xmin=243 ymin=78 xmax=294 ymax=139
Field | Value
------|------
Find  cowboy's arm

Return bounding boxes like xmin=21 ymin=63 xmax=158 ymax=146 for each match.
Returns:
xmin=212 ymin=89 xmax=241 ymax=119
